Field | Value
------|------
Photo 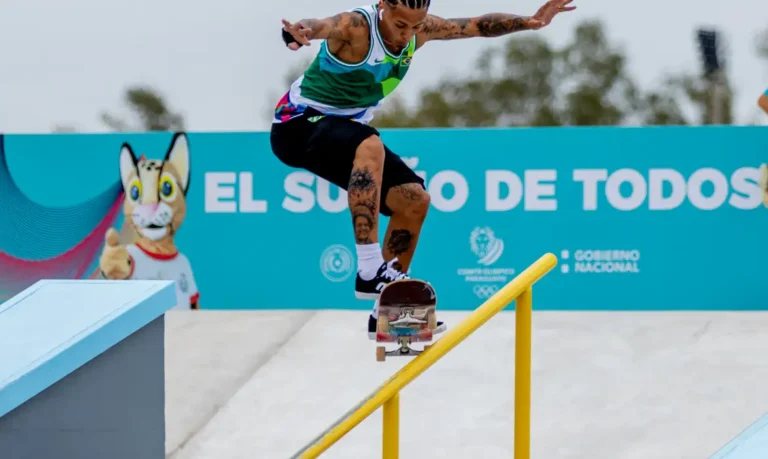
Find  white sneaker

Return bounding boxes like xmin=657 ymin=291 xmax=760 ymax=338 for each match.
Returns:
xmin=355 ymin=258 xmax=409 ymax=300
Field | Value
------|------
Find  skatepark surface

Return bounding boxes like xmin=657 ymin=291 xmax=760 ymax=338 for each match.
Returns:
xmin=163 ymin=309 xmax=768 ymax=459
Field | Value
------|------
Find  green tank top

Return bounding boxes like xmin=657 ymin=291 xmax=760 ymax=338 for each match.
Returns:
xmin=275 ymin=4 xmax=416 ymax=125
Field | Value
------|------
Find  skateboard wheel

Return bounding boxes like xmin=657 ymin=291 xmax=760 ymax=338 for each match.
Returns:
xmin=376 ymin=346 xmax=386 ymax=362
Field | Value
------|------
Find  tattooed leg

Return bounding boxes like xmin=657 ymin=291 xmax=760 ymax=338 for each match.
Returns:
xmin=382 ymin=183 xmax=431 ymax=272
xmin=349 ymin=136 xmax=385 ymax=245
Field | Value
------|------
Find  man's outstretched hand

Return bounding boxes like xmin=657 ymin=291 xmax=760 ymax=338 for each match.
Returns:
xmin=527 ymin=0 xmax=576 ymax=30
xmin=282 ymin=19 xmax=312 ymax=50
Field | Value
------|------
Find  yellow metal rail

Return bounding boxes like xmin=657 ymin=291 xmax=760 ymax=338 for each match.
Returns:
xmin=292 ymin=253 xmax=558 ymax=459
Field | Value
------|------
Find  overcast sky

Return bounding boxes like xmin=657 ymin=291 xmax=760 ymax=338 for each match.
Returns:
xmin=1 ymin=0 xmax=767 ymax=134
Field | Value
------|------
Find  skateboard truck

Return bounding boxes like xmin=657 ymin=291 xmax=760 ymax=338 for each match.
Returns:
xmin=374 ymin=279 xmax=438 ymax=362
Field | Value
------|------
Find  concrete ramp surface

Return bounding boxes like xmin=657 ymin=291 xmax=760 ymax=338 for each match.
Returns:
xmin=164 ymin=310 xmax=768 ymax=459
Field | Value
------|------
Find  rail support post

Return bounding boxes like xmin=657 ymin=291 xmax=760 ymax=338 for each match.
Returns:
xmin=383 ymin=392 xmax=400 ymax=459
xmin=514 ymin=287 xmax=533 ymax=459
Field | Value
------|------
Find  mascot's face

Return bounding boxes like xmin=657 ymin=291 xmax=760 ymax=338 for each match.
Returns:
xmin=119 ymin=133 xmax=191 ymax=241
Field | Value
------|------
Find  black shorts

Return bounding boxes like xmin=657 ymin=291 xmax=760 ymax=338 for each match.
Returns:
xmin=269 ymin=108 xmax=425 ymax=217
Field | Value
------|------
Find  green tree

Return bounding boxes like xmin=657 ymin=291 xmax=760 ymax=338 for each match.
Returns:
xmin=638 ymin=76 xmax=690 ymax=126
xmin=667 ymin=73 xmax=733 ymax=125
xmin=101 ymin=85 xmax=185 ymax=132
xmin=644 ymin=27 xmax=740 ymax=126
xmin=756 ymin=27 xmax=768 ymax=61
xmin=374 ymin=20 xmax=646 ymax=128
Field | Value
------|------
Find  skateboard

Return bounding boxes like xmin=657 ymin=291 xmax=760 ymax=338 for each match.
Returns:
xmin=374 ymin=279 xmax=438 ymax=362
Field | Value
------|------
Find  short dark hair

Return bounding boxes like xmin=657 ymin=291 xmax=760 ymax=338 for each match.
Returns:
xmin=385 ymin=0 xmax=431 ymax=9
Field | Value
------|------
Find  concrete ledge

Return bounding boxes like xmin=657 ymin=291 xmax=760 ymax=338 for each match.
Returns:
xmin=0 ymin=279 xmax=176 ymax=459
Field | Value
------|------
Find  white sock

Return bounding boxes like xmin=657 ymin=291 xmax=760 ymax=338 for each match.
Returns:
xmin=356 ymin=243 xmax=384 ymax=280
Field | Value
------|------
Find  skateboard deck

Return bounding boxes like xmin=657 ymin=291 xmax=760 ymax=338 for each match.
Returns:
xmin=374 ymin=279 xmax=438 ymax=362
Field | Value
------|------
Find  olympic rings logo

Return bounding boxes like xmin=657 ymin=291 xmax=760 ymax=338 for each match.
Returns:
xmin=472 ymin=284 xmax=499 ymax=299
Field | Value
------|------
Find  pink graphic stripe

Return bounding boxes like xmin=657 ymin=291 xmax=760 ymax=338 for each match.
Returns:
xmin=0 ymin=194 xmax=123 ymax=289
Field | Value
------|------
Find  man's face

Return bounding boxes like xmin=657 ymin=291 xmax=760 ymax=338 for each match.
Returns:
xmin=378 ymin=1 xmax=428 ymax=50
xmin=354 ymin=215 xmax=372 ymax=240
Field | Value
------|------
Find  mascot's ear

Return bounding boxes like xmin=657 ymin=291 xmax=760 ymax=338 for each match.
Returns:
xmin=164 ymin=133 xmax=191 ymax=194
xmin=119 ymin=143 xmax=138 ymax=191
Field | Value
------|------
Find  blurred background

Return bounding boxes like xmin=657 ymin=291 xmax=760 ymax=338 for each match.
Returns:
xmin=2 ymin=0 xmax=767 ymax=134
xmin=2 ymin=2 xmax=768 ymax=458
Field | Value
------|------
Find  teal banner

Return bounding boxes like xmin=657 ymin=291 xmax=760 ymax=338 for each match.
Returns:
xmin=1 ymin=126 xmax=766 ymax=310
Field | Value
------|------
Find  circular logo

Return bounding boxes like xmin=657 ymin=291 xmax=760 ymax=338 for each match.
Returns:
xmin=320 ymin=245 xmax=354 ymax=282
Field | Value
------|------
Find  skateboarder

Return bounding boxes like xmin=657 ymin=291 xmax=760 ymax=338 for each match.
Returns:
xmin=270 ymin=0 xmax=576 ymax=337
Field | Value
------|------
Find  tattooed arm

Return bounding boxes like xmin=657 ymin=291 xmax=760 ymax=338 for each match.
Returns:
xmin=281 ymin=13 xmax=367 ymax=50
xmin=417 ymin=0 xmax=576 ymax=47
xmin=419 ymin=14 xmax=532 ymax=42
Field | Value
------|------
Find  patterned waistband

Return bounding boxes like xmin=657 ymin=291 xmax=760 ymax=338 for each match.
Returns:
xmin=273 ymin=92 xmax=371 ymax=124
